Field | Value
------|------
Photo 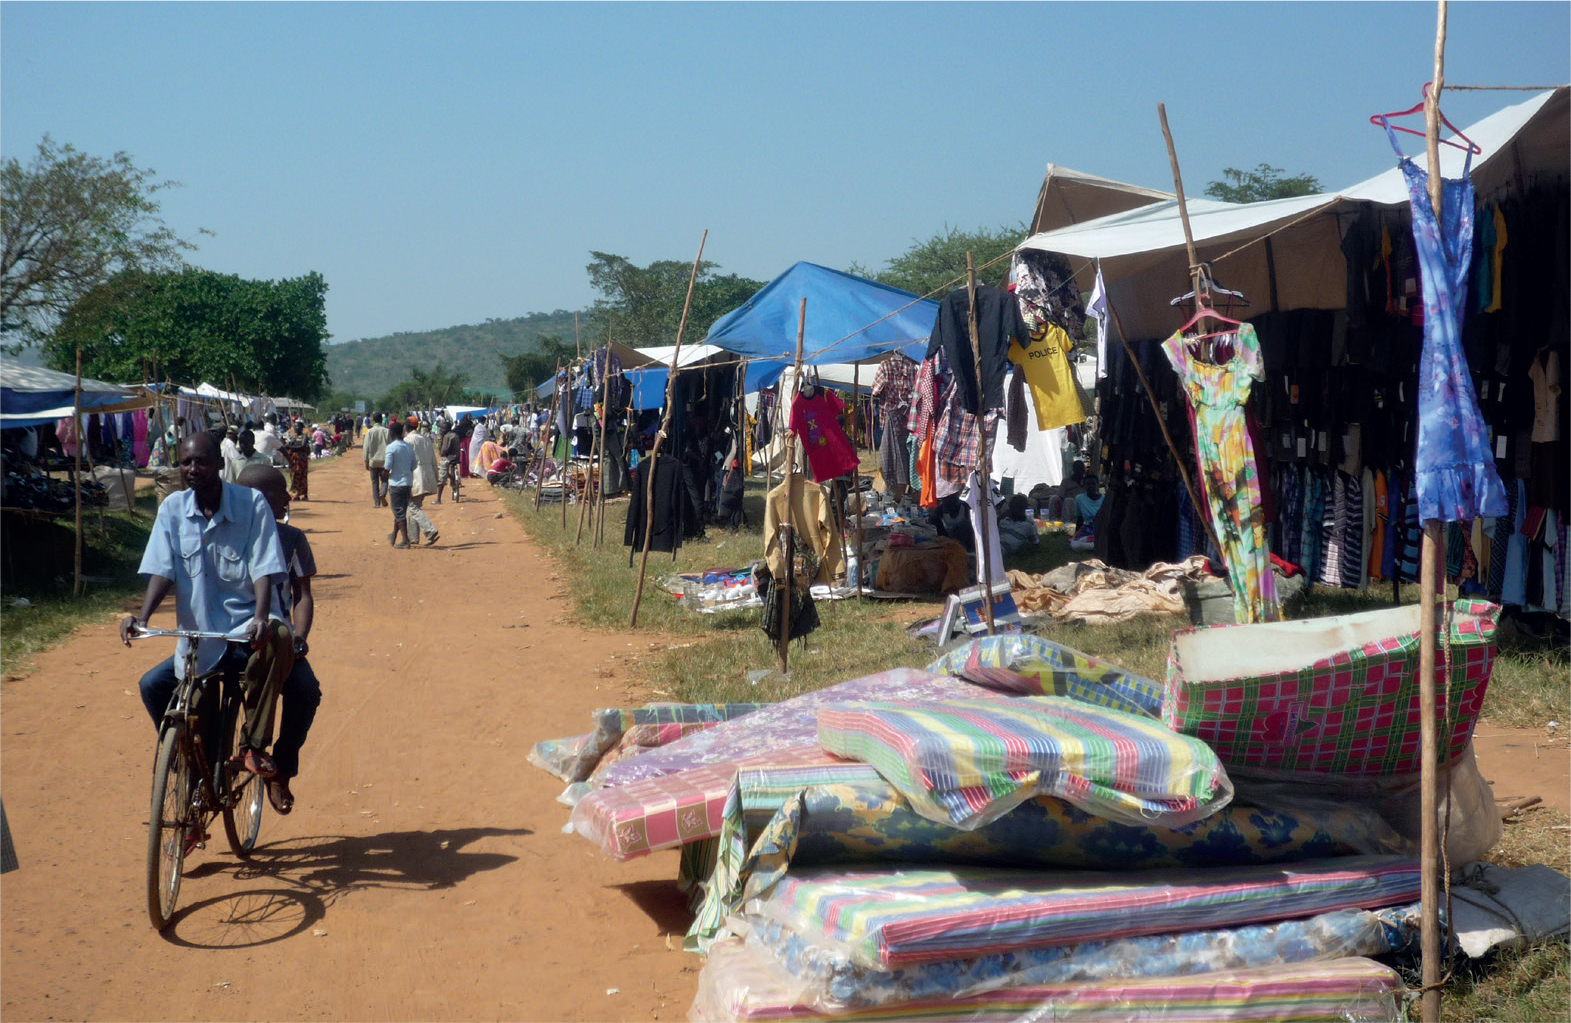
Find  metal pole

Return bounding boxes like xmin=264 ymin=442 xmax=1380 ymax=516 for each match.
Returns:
xmin=777 ymin=298 xmax=806 ymax=670
xmin=629 ymin=229 xmax=707 ymax=628
xmin=73 ymin=349 xmax=84 ymax=597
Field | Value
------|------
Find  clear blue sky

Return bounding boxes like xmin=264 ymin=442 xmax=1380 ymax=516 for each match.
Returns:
xmin=4 ymin=2 xmax=1566 ymax=346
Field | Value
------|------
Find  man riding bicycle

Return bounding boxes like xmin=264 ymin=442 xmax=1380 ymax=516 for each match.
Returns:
xmin=121 ymin=432 xmax=293 ymax=785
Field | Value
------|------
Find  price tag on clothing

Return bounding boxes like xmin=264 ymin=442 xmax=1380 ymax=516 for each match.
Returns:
xmin=1297 ymin=438 xmax=1308 ymax=458
xmin=1290 ymin=384 xmax=1301 ymax=405
xmin=1496 ymin=434 xmax=1508 ymax=459
xmin=1281 ymin=433 xmax=1291 ymax=450
xmin=1318 ymin=431 xmax=1329 ymax=453
xmin=1498 ymin=381 xmax=1506 ymax=401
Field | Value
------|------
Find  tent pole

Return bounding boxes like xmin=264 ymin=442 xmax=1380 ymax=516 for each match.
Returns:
xmin=777 ymin=298 xmax=806 ymax=672
xmin=575 ymin=409 xmax=599 ymax=545
xmin=532 ymin=360 xmax=562 ymax=512
xmin=966 ymin=252 xmax=996 ymax=636
xmin=73 ymin=349 xmax=84 ymax=597
xmin=1157 ymin=102 xmax=1203 ymax=299
xmin=1419 ymin=4 xmax=1450 ymax=1020
xmin=630 ymin=229 xmax=707 ymax=628
xmin=595 ymin=314 xmax=613 ymax=548
xmin=562 ymin=359 xmax=572 ymax=530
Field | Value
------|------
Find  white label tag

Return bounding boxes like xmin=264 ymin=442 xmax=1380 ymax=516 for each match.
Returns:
xmin=1318 ymin=431 xmax=1329 ymax=452
xmin=1297 ymin=438 xmax=1308 ymax=458
xmin=1496 ymin=434 xmax=1507 ymax=459
xmin=1281 ymin=433 xmax=1291 ymax=449
xmin=1498 ymin=381 xmax=1506 ymax=401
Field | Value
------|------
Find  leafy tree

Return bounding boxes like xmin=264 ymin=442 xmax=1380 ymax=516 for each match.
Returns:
xmin=499 ymin=333 xmax=575 ymax=397
xmin=378 ymin=361 xmax=485 ymax=412
xmin=848 ymin=223 xmax=1025 ymax=298
xmin=1203 ymin=164 xmax=1323 ymax=204
xmin=585 ymin=252 xmax=765 ymax=348
xmin=48 ymin=268 xmax=330 ymax=400
xmin=2 ymin=136 xmax=200 ymax=353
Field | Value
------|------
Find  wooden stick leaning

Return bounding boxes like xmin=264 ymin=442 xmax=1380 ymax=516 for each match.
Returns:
xmin=574 ymin=414 xmax=598 ymax=545
xmin=1419 ymin=4 xmax=1450 ymax=1020
xmin=777 ymin=297 xmax=806 ymax=671
xmin=965 ymin=252 xmax=996 ymax=636
xmin=532 ymin=360 xmax=562 ymax=512
xmin=594 ymin=315 xmax=613 ymax=548
xmin=561 ymin=361 xmax=572 ymax=530
xmin=629 ymin=229 xmax=707 ymax=628
xmin=73 ymin=348 xmax=84 ymax=597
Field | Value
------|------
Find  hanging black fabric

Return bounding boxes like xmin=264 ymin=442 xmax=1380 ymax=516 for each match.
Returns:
xmin=623 ymin=454 xmax=687 ymax=564
xmin=925 ymin=284 xmax=1030 ymax=414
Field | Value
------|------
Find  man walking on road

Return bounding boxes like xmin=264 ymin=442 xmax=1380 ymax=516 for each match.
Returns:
xmin=384 ymin=421 xmax=416 ymax=549
xmin=437 ymin=417 xmax=462 ymax=504
xmin=363 ymin=413 xmax=390 ymax=508
xmin=406 ymin=420 xmax=441 ymax=545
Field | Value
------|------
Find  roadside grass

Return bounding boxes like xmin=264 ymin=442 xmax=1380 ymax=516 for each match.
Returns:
xmin=509 ymin=475 xmax=1570 ymax=1017
xmin=0 ymin=488 xmax=157 ymax=678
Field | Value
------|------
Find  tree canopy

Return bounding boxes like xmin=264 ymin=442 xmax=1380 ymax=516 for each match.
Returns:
xmin=2 ymin=136 xmax=199 ymax=353
xmin=1203 ymin=164 xmax=1323 ymax=204
xmin=499 ymin=333 xmax=576 ymax=398
xmin=585 ymin=252 xmax=766 ymax=348
xmin=378 ymin=361 xmax=490 ymax=412
xmin=48 ymin=267 xmax=331 ymax=401
xmin=848 ymin=223 xmax=1025 ymax=298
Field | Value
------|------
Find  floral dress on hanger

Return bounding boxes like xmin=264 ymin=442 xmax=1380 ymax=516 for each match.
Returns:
xmin=1163 ymin=323 xmax=1281 ymax=624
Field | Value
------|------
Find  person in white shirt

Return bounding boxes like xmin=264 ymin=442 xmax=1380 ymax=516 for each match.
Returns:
xmin=405 ymin=420 xmax=441 ymax=545
xmin=256 ymin=413 xmax=284 ymax=464
xmin=220 ymin=424 xmax=242 ymax=479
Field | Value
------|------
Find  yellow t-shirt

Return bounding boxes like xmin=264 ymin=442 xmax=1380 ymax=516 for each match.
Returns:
xmin=1008 ymin=323 xmax=1086 ymax=431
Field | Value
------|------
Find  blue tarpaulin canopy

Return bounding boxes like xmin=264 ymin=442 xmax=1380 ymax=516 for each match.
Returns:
xmin=0 ymin=358 xmax=154 ymax=428
xmin=703 ymin=262 xmax=938 ymax=389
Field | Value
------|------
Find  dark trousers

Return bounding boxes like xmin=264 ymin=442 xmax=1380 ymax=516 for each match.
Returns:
xmin=272 ymin=657 xmax=321 ymax=779
xmin=138 ymin=625 xmax=293 ymax=754
xmin=369 ymin=467 xmax=388 ymax=506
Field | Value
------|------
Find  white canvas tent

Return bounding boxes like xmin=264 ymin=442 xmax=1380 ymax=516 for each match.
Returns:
xmin=1017 ymin=88 xmax=1568 ymax=342
xmin=1029 ymin=163 xmax=1172 ymax=236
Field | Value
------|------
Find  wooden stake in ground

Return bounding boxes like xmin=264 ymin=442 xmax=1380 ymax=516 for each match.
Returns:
xmin=532 ymin=360 xmax=562 ymax=512
xmin=73 ymin=349 xmax=84 ymax=597
xmin=1418 ymin=5 xmax=1450 ymax=1020
xmin=562 ymin=362 xmax=572 ymax=530
xmin=1158 ymin=102 xmax=1203 ymax=300
xmin=777 ymin=297 xmax=807 ymax=671
xmin=574 ymin=412 xmax=599 ymax=545
xmin=965 ymin=252 xmax=996 ymax=636
xmin=629 ymin=229 xmax=708 ymax=628
xmin=594 ymin=314 xmax=612 ymax=549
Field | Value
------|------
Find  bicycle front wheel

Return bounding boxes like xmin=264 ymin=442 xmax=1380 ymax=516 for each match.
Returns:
xmin=147 ymin=728 xmax=191 ymax=929
xmin=221 ymin=698 xmax=263 ymax=858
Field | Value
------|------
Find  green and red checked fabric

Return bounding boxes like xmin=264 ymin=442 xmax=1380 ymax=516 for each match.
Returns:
xmin=816 ymin=696 xmax=1231 ymax=830
xmin=1164 ymin=600 xmax=1499 ymax=776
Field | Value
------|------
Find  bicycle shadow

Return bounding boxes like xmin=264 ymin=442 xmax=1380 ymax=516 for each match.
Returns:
xmin=168 ymin=826 xmax=528 ymax=948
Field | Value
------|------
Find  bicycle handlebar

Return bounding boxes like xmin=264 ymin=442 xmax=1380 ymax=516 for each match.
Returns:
xmin=128 ymin=626 xmax=237 ymax=641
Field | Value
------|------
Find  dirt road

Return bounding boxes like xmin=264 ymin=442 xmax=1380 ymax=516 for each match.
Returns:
xmin=1 ymin=452 xmax=696 ymax=1021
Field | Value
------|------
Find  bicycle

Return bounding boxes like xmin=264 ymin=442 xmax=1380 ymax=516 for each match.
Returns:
xmin=130 ymin=626 xmax=267 ymax=930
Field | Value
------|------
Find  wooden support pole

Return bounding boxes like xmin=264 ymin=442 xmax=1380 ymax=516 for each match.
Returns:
xmin=575 ymin=416 xmax=599 ymax=545
xmin=1158 ymin=102 xmax=1203 ymax=298
xmin=629 ymin=230 xmax=707 ymax=628
xmin=1419 ymin=5 xmax=1449 ymax=1020
xmin=532 ymin=360 xmax=562 ymax=512
xmin=73 ymin=349 xmax=84 ymax=597
xmin=562 ymin=364 xmax=572 ymax=530
xmin=595 ymin=314 xmax=612 ymax=548
xmin=966 ymin=252 xmax=996 ymax=636
xmin=777 ymin=298 xmax=807 ymax=671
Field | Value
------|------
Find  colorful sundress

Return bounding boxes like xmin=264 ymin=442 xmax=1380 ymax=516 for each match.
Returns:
xmin=1163 ymin=323 xmax=1281 ymax=624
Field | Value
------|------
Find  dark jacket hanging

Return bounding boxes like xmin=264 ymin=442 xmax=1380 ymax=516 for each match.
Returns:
xmin=926 ymin=284 xmax=1030 ymax=414
xmin=624 ymin=454 xmax=687 ymax=564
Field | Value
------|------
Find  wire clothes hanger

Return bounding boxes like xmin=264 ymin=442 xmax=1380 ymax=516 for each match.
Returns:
xmin=1369 ymin=82 xmax=1483 ymax=155
xmin=1172 ymin=265 xmax=1247 ymax=364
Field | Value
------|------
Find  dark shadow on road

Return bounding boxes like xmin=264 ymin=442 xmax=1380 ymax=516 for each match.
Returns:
xmin=164 ymin=887 xmax=324 ymax=949
xmin=610 ymin=879 xmax=695 ymax=936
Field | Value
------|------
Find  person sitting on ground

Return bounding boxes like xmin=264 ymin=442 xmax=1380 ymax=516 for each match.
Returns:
xmin=383 ymin=421 xmax=416 ymax=549
xmin=1074 ymin=475 xmax=1104 ymax=530
xmin=120 ymin=433 xmax=293 ymax=828
xmin=236 ymin=464 xmax=321 ymax=815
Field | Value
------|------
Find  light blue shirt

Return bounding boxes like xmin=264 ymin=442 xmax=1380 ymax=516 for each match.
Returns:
xmin=139 ymin=482 xmax=287 ymax=678
xmin=384 ymin=439 xmax=416 ymax=487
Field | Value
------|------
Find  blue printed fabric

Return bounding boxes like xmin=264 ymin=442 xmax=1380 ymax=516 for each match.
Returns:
xmin=1383 ymin=121 xmax=1507 ymax=522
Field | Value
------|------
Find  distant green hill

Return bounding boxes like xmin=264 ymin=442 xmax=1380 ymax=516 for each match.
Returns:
xmin=325 ymin=309 xmax=603 ymax=400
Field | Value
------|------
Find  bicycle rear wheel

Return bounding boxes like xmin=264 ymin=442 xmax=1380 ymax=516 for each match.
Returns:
xmin=147 ymin=728 xmax=191 ymax=929
xmin=220 ymin=696 xmax=264 ymax=858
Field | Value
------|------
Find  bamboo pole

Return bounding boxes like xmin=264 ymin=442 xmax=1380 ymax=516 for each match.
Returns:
xmin=532 ymin=360 xmax=562 ymax=512
xmin=776 ymin=298 xmax=807 ymax=670
xmin=629 ymin=230 xmax=707 ymax=628
xmin=1418 ymin=5 xmax=1449 ymax=1020
xmin=73 ymin=349 xmax=84 ymax=597
xmin=1158 ymin=103 xmax=1203 ymax=299
xmin=965 ymin=253 xmax=996 ymax=636
xmin=575 ymin=416 xmax=598 ymax=545
xmin=594 ymin=314 xmax=612 ymax=548
xmin=562 ymin=364 xmax=572 ymax=530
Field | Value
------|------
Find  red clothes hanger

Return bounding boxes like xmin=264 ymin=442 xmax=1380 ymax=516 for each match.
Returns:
xmin=1369 ymin=83 xmax=1483 ymax=155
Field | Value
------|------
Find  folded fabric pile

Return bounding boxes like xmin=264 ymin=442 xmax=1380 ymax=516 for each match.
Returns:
xmin=1007 ymin=555 xmax=1215 ymax=623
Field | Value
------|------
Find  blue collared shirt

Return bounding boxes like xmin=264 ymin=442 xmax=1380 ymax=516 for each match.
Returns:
xmin=139 ymin=482 xmax=288 ymax=678
xmin=384 ymin=439 xmax=416 ymax=487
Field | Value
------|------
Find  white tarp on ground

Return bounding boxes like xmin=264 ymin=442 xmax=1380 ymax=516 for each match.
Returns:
xmin=1016 ymin=88 xmax=1567 ymax=341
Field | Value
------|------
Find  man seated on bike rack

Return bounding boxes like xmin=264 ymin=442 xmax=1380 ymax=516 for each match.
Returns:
xmin=237 ymin=464 xmax=322 ymax=815
xmin=121 ymin=431 xmax=293 ymax=781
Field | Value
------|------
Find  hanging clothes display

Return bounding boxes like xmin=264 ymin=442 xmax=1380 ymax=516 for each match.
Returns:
xmin=870 ymin=355 xmax=917 ymax=490
xmin=1007 ymin=325 xmax=1086 ymax=431
xmin=623 ymin=454 xmax=691 ymax=565
xmin=926 ymin=285 xmax=1030 ymax=414
xmin=1382 ymin=120 xmax=1507 ymax=523
xmin=789 ymin=386 xmax=858 ymax=483
xmin=1163 ymin=324 xmax=1281 ymax=624
xmin=965 ymin=471 xmax=1006 ymax=585
xmin=762 ymin=474 xmax=843 ymax=586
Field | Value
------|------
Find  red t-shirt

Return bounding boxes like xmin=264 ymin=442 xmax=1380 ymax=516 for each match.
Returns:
xmin=789 ymin=389 xmax=858 ymax=482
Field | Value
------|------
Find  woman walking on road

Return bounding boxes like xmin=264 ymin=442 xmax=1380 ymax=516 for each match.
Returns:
xmin=284 ymin=420 xmax=311 ymax=501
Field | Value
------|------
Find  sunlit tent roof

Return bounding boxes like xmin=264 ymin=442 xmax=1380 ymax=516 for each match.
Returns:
xmin=1016 ymin=88 xmax=1567 ymax=341
xmin=0 ymin=358 xmax=154 ymax=426
xmin=703 ymin=262 xmax=939 ymax=389
xmin=1028 ymin=163 xmax=1172 ymax=236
